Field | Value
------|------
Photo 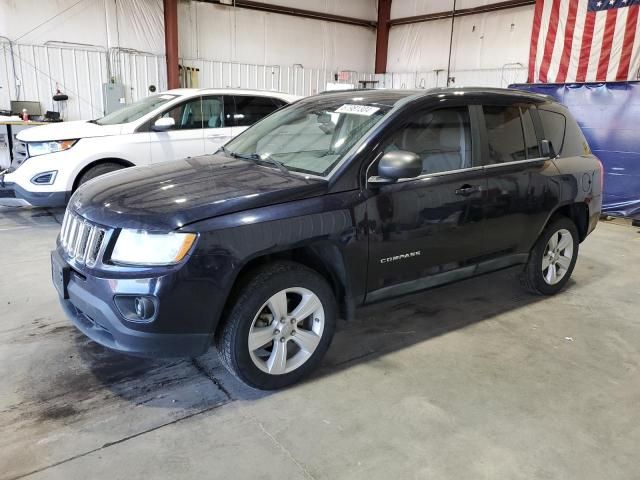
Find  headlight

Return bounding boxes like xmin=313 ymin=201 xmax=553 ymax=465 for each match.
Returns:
xmin=111 ymin=230 xmax=197 ymax=266
xmin=28 ymin=139 xmax=78 ymax=157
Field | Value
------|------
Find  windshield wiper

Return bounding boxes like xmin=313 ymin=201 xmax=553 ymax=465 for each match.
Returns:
xmin=221 ymin=147 xmax=288 ymax=174
xmin=254 ymin=153 xmax=289 ymax=174
xmin=218 ymin=146 xmax=255 ymax=161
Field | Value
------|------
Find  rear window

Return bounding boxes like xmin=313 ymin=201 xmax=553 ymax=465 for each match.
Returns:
xmin=483 ymin=105 xmax=527 ymax=163
xmin=538 ymin=109 xmax=566 ymax=155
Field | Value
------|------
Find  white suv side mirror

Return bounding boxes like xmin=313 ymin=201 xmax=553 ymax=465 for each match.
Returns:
xmin=152 ymin=117 xmax=175 ymax=132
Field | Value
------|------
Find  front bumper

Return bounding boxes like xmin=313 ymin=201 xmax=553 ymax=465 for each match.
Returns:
xmin=586 ymin=194 xmax=603 ymax=237
xmin=51 ymin=248 xmax=213 ymax=358
xmin=0 ymin=181 xmax=68 ymax=207
xmin=1 ymin=148 xmax=77 ymax=207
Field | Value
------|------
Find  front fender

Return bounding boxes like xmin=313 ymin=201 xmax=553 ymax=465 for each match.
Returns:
xmin=183 ymin=192 xmax=368 ymax=328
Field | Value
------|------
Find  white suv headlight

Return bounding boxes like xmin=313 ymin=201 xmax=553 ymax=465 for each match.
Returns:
xmin=111 ymin=230 xmax=197 ymax=266
xmin=28 ymin=139 xmax=78 ymax=157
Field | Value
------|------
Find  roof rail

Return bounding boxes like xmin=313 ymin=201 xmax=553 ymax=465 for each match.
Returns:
xmin=317 ymin=88 xmax=375 ymax=95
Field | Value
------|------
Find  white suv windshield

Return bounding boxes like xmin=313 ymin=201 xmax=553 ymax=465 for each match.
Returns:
xmin=223 ymin=98 xmax=391 ymax=177
xmin=95 ymin=94 xmax=178 ymax=125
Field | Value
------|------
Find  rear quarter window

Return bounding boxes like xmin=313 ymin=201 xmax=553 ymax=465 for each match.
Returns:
xmin=561 ymin=112 xmax=591 ymax=157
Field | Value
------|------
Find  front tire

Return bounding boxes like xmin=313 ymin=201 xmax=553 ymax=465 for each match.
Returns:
xmin=521 ymin=216 xmax=579 ymax=295
xmin=76 ymin=162 xmax=126 ymax=189
xmin=216 ymin=261 xmax=337 ymax=390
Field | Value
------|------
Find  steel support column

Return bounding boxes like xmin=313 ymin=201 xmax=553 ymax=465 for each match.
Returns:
xmin=164 ymin=0 xmax=179 ymax=89
xmin=375 ymin=0 xmax=392 ymax=74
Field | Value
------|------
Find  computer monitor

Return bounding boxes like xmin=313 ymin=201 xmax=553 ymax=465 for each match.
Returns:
xmin=10 ymin=100 xmax=42 ymax=116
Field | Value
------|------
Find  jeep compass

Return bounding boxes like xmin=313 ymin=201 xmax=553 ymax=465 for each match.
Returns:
xmin=51 ymin=88 xmax=602 ymax=389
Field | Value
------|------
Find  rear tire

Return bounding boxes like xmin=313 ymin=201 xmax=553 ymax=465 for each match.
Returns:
xmin=521 ymin=216 xmax=579 ymax=295
xmin=76 ymin=162 xmax=126 ymax=189
xmin=216 ymin=261 xmax=337 ymax=390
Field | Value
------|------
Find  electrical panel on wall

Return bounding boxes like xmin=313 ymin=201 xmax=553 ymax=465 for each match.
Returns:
xmin=102 ymin=83 xmax=126 ymax=115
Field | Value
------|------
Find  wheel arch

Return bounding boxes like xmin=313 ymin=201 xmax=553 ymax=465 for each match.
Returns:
xmin=217 ymin=242 xmax=353 ymax=337
xmin=72 ymin=158 xmax=135 ymax=191
xmin=549 ymin=202 xmax=590 ymax=242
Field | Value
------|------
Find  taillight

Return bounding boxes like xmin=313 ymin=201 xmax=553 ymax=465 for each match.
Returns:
xmin=597 ymin=158 xmax=604 ymax=193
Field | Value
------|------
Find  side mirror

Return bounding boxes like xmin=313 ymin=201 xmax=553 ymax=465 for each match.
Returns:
xmin=540 ymin=139 xmax=556 ymax=158
xmin=152 ymin=116 xmax=175 ymax=132
xmin=369 ymin=150 xmax=422 ymax=185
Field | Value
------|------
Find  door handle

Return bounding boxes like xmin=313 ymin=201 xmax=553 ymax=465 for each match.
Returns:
xmin=455 ymin=184 xmax=481 ymax=196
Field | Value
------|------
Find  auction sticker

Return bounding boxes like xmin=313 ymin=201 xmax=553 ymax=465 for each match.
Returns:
xmin=335 ymin=104 xmax=380 ymax=116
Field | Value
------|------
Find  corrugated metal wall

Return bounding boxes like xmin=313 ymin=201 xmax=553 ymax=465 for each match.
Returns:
xmin=0 ymin=41 xmax=168 ymax=120
xmin=1 ymin=40 xmax=376 ymax=119
xmin=114 ymin=50 xmax=168 ymax=103
xmin=374 ymin=66 xmax=527 ymax=89
xmin=0 ymin=41 xmax=108 ymax=119
xmin=2 ymin=39 xmax=527 ymax=121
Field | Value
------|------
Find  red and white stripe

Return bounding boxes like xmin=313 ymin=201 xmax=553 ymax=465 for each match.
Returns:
xmin=528 ymin=0 xmax=640 ymax=83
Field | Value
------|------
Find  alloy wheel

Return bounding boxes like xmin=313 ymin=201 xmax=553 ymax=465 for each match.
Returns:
xmin=542 ymin=228 xmax=574 ymax=285
xmin=248 ymin=287 xmax=325 ymax=375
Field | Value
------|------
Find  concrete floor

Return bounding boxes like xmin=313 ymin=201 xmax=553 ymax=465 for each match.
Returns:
xmin=0 ymin=207 xmax=639 ymax=480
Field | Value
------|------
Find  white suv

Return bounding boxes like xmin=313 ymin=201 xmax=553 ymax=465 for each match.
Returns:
xmin=0 ymin=88 xmax=298 ymax=207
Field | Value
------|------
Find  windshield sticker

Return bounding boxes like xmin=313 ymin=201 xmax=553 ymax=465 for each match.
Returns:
xmin=335 ymin=104 xmax=380 ymax=116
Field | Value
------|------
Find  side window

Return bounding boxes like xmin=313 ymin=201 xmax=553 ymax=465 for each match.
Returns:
xmin=271 ymin=98 xmax=288 ymax=108
xmin=483 ymin=105 xmax=526 ymax=163
xmin=202 ymin=95 xmax=225 ymax=128
xmin=521 ymin=107 xmax=541 ymax=158
xmin=233 ymin=95 xmax=280 ymax=126
xmin=538 ymin=109 xmax=566 ymax=155
xmin=159 ymin=97 xmax=203 ymax=130
xmin=382 ymin=106 xmax=472 ymax=175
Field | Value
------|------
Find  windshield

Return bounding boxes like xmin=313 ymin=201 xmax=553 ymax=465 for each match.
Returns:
xmin=223 ymin=97 xmax=391 ymax=176
xmin=95 ymin=94 xmax=177 ymax=125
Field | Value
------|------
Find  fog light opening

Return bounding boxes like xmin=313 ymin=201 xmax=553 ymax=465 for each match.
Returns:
xmin=114 ymin=295 xmax=157 ymax=322
xmin=134 ymin=296 xmax=155 ymax=321
xmin=30 ymin=170 xmax=58 ymax=185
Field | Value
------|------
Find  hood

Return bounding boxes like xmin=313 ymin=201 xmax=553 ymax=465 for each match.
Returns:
xmin=70 ymin=154 xmax=327 ymax=230
xmin=17 ymin=120 xmax=123 ymax=142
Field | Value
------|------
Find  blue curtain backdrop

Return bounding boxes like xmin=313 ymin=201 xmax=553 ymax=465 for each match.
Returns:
xmin=510 ymin=82 xmax=640 ymax=218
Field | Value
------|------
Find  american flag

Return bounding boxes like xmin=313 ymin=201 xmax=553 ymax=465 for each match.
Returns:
xmin=528 ymin=0 xmax=640 ymax=83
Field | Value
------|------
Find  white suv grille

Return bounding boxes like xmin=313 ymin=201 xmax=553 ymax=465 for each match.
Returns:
xmin=12 ymin=140 xmax=28 ymax=167
xmin=59 ymin=210 xmax=107 ymax=267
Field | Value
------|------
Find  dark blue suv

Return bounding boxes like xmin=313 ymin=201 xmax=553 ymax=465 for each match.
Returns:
xmin=52 ymin=88 xmax=602 ymax=389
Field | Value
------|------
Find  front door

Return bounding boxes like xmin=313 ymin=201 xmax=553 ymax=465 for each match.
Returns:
xmin=203 ymin=95 xmax=235 ymax=154
xmin=149 ymin=97 xmax=205 ymax=162
xmin=365 ymin=105 xmax=488 ymax=301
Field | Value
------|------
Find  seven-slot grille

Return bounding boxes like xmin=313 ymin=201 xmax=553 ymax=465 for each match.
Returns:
xmin=59 ymin=210 xmax=106 ymax=267
xmin=12 ymin=140 xmax=28 ymax=167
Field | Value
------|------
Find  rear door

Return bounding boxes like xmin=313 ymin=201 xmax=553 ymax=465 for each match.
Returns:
xmin=480 ymin=101 xmax=560 ymax=258
xmin=230 ymin=95 xmax=285 ymax=136
xmin=149 ymin=97 xmax=205 ymax=162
